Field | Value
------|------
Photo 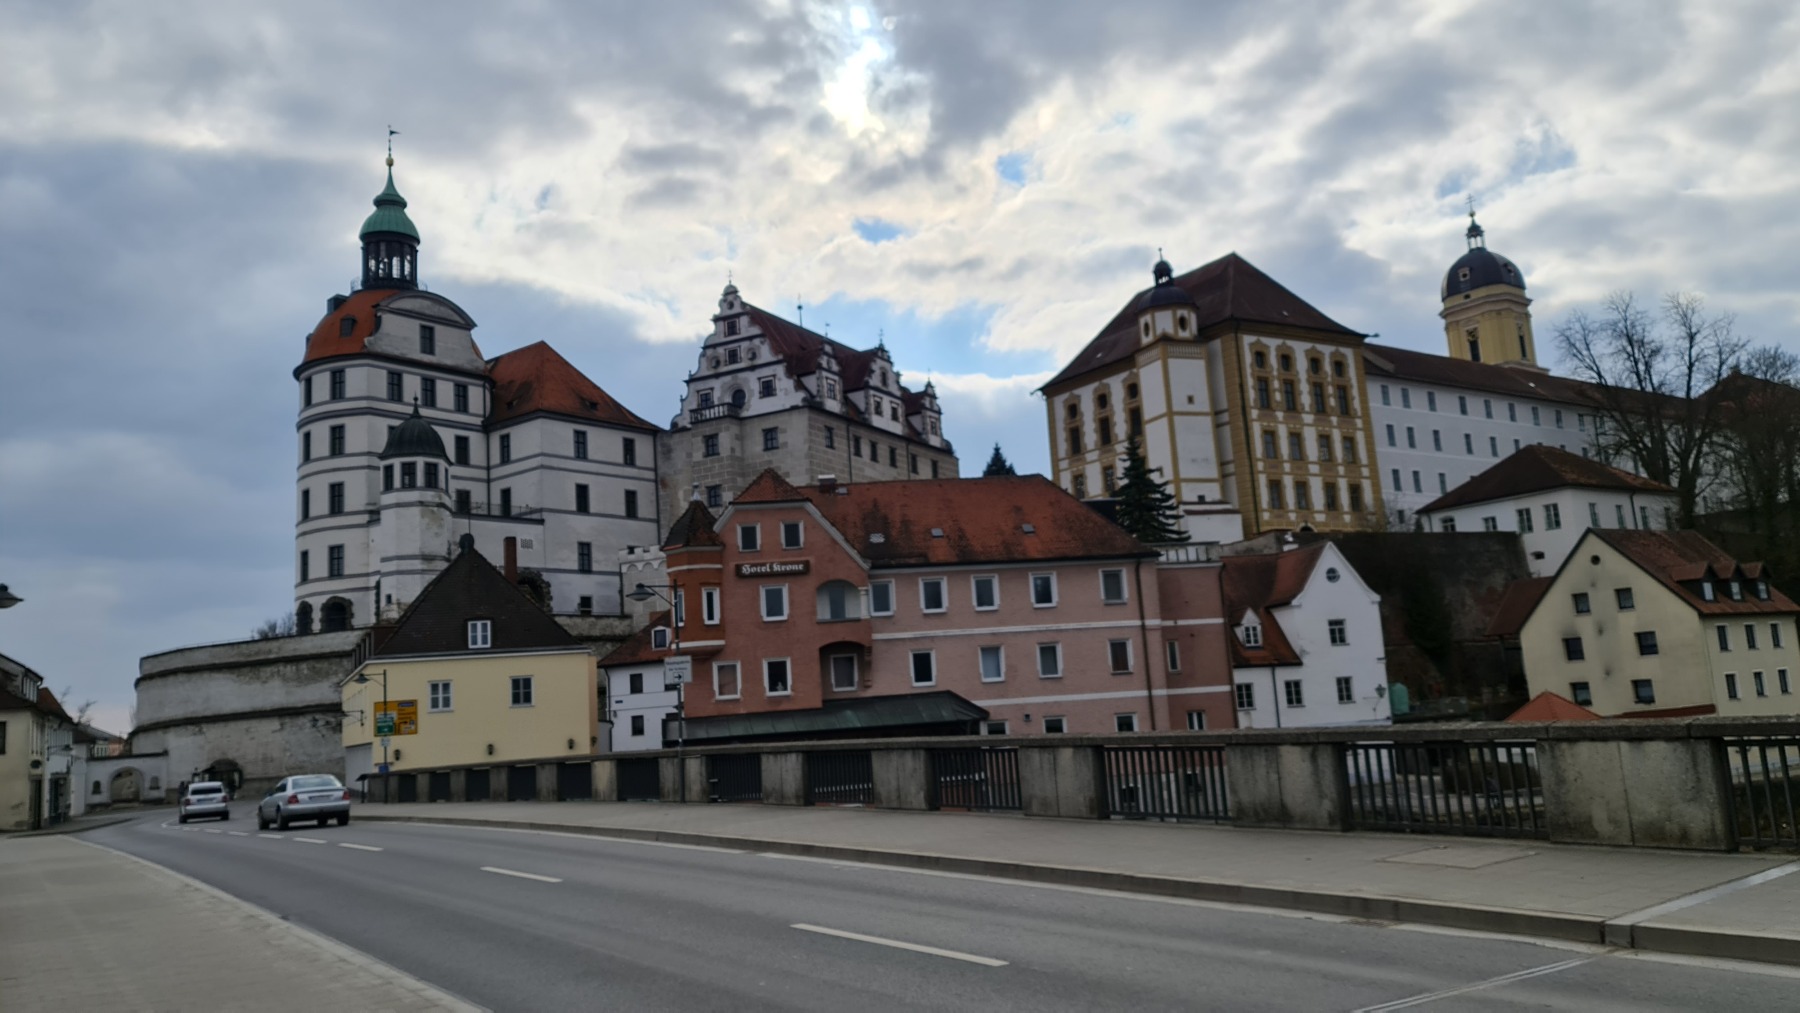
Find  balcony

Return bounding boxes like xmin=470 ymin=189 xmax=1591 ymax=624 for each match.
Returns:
xmin=689 ymin=403 xmax=744 ymax=424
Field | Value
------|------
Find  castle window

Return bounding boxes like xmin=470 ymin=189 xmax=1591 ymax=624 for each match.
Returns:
xmin=1253 ymin=350 xmax=1267 ymax=369
xmin=1333 ymin=359 xmax=1346 ymax=378
xmin=1068 ymin=428 xmax=1083 ymax=454
xmin=573 ymin=430 xmax=588 ymax=459
xmin=454 ymin=384 xmax=469 ymax=413
xmin=419 ymin=378 xmax=436 ymax=408
xmin=1281 ymin=381 xmax=1296 ymax=411
xmin=330 ymin=370 xmax=346 ymax=400
xmin=1097 ymin=392 xmax=1109 ymax=410
xmin=302 ymin=431 xmax=312 ymax=462
xmin=419 ymin=325 xmax=435 ymax=355
xmin=328 ymin=482 xmax=345 ymax=514
xmin=727 ymin=348 xmax=740 ymax=364
xmin=706 ymin=485 xmax=722 ymax=508
xmin=759 ymin=376 xmax=776 ymax=398
xmin=1458 ymin=267 xmax=1471 ymax=282
xmin=889 ymin=446 xmax=898 ymax=467
xmin=401 ymin=463 xmax=417 ymax=489
xmin=1126 ymin=382 xmax=1139 ymax=400
xmin=575 ymin=484 xmax=590 ymax=513
xmin=424 ymin=463 xmax=438 ymax=488
xmin=762 ymin=427 xmax=779 ymax=451
xmin=824 ymin=427 xmax=835 ymax=448
xmin=1309 ymin=357 xmax=1322 ymax=375
xmin=623 ymin=438 xmax=637 ymax=466
xmin=1141 ymin=321 xmax=1151 ymax=338
xmin=329 ymin=425 xmax=345 ymax=456
xmin=1279 ymin=354 xmax=1293 ymax=372
xmin=327 ymin=545 xmax=345 ymax=579
xmin=1335 ymin=385 xmax=1350 ymax=414
xmin=825 ymin=379 xmax=838 ymax=399
xmin=1072 ymin=474 xmax=1087 ymax=498
xmin=1287 ymin=432 xmax=1304 ymax=460
xmin=304 ymin=376 xmax=314 ymax=406
xmin=703 ymin=434 xmax=720 ymax=457
xmin=387 ymin=371 xmax=403 ymax=402
xmin=1099 ymin=417 xmax=1113 ymax=446
xmin=455 ymin=489 xmax=470 ymax=514
xmin=1176 ymin=315 xmax=1188 ymax=333
xmin=1255 ymin=379 xmax=1271 ymax=409
xmin=1067 ymin=400 xmax=1080 ymax=419
xmin=302 ymin=488 xmax=312 ymax=518
xmin=577 ymin=542 xmax=592 ymax=573
xmin=339 ymin=316 xmax=355 ymax=338
xmin=454 ymin=435 xmax=470 ymax=465
xmin=726 ymin=319 xmax=740 ymax=336
xmin=625 ymin=490 xmax=639 ymax=518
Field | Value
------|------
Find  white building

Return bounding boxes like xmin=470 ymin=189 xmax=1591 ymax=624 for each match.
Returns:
xmin=294 ymin=159 xmax=662 ymax=629
xmin=1417 ymin=445 xmax=1679 ymax=576
xmin=1221 ymin=542 xmax=1391 ymax=728
xmin=597 ymin=612 xmax=684 ymax=752
xmin=658 ymin=283 xmax=958 ymax=529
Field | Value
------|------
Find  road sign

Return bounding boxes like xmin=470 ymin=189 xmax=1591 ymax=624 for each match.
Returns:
xmin=380 ymin=736 xmax=392 ymax=750
xmin=663 ymin=655 xmax=693 ymax=687
xmin=374 ymin=700 xmax=419 ymax=735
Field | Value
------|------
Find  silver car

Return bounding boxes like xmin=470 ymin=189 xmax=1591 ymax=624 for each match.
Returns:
xmin=257 ymin=774 xmax=352 ymax=830
xmin=178 ymin=781 xmax=231 ymax=823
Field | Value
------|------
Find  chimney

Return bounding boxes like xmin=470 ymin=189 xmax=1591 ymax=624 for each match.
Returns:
xmin=504 ymin=536 xmax=519 ymax=582
xmin=818 ymin=474 xmax=838 ymax=494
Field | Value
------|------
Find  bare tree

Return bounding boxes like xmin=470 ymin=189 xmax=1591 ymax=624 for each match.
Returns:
xmin=252 ymin=613 xmax=299 ymax=640
xmin=57 ymin=684 xmax=96 ymax=726
xmin=1709 ymin=347 xmax=1800 ymax=571
xmin=1556 ymin=292 xmax=1747 ymax=526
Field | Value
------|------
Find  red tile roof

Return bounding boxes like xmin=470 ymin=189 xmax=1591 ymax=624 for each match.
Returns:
xmin=734 ymin=470 xmax=1152 ymax=567
xmin=1361 ymin=343 xmax=1597 ymax=403
xmin=663 ymin=500 xmax=723 ymax=549
xmin=1218 ymin=545 xmax=1328 ymax=667
xmin=1591 ymin=529 xmax=1795 ymax=616
xmin=1486 ymin=577 xmax=1554 ymax=637
xmin=36 ymin=687 xmax=71 ymax=723
xmin=744 ymin=303 xmax=886 ymax=391
xmin=301 ymin=289 xmax=394 ymax=365
xmin=487 ymin=341 xmax=659 ymax=430
xmin=1045 ymin=253 xmax=1360 ymax=390
xmin=1506 ymin=691 xmax=1600 ymax=722
xmin=1420 ymin=444 xmax=1673 ymax=513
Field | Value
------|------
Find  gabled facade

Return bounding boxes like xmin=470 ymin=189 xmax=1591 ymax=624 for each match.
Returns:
xmin=1515 ymin=529 xmax=1800 ymax=717
xmin=339 ymin=539 xmax=598 ymax=784
xmin=1042 ymin=254 xmax=1385 ymax=542
xmin=603 ymin=471 xmax=1238 ymax=741
xmin=0 ymin=653 xmax=75 ymax=831
xmin=295 ymin=161 xmax=660 ymax=632
xmin=657 ymin=284 xmax=958 ymax=529
xmin=1417 ymin=445 xmax=1678 ymax=575
xmin=1220 ymin=542 xmax=1391 ymax=728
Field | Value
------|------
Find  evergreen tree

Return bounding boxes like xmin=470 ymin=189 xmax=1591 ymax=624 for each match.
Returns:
xmin=1112 ymin=435 xmax=1188 ymax=543
xmin=982 ymin=443 xmax=1017 ymax=477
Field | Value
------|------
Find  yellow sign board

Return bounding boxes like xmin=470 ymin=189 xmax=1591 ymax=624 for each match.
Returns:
xmin=374 ymin=699 xmax=419 ymax=736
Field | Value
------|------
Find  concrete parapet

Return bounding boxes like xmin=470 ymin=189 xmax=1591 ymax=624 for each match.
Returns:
xmin=871 ymin=749 xmax=931 ymax=811
xmin=1227 ymin=743 xmax=1349 ymax=831
xmin=762 ymin=753 xmax=806 ymax=806
xmin=682 ymin=757 xmax=708 ymax=803
xmin=592 ymin=760 xmax=618 ymax=802
xmin=658 ymin=757 xmax=683 ymax=803
xmin=1540 ymin=738 xmax=1736 ymax=850
xmin=535 ymin=764 xmax=558 ymax=802
xmin=1019 ymin=746 xmax=1103 ymax=819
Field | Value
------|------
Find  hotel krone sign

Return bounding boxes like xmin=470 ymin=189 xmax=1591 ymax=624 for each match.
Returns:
xmin=737 ymin=560 xmax=811 ymax=577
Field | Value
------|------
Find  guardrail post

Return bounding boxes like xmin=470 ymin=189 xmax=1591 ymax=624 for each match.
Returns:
xmin=1018 ymin=745 xmax=1104 ymax=819
xmin=487 ymin=768 xmax=508 ymax=802
xmin=683 ymin=757 xmax=709 ymax=803
xmin=592 ymin=759 xmax=618 ymax=801
xmin=1539 ymin=735 xmax=1736 ymax=850
xmin=1226 ymin=742 xmax=1350 ymax=831
xmin=535 ymin=763 xmax=558 ymax=802
xmin=448 ymin=769 xmax=467 ymax=803
xmin=761 ymin=752 xmax=806 ymax=806
xmin=871 ymin=749 xmax=932 ymax=810
xmin=658 ymin=757 xmax=684 ymax=802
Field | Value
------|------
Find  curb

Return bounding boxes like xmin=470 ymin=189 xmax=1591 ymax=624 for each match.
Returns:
xmin=4 ymin=816 xmax=135 ymax=839
xmin=357 ymin=813 xmax=1608 ymax=946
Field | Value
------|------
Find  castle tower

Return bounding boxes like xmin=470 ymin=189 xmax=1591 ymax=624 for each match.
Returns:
xmin=1440 ymin=212 xmax=1536 ymax=368
xmin=360 ymin=153 xmax=420 ymax=290
xmin=373 ymin=404 xmax=455 ymax=620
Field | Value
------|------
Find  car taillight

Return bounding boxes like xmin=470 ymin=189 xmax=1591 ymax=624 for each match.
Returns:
xmin=341 ymin=790 xmax=352 ymax=801
xmin=286 ymin=794 xmax=300 ymax=804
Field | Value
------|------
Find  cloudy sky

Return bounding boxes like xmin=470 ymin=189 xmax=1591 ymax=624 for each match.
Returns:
xmin=3 ymin=0 xmax=1798 ymax=731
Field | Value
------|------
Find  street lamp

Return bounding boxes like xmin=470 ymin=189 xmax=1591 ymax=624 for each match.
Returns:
xmin=0 ymin=584 xmax=21 ymax=609
xmin=625 ymin=581 xmax=687 ymax=799
xmin=353 ymin=669 xmax=389 ymax=803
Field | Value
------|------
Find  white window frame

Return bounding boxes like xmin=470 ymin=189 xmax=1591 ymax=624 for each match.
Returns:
xmin=868 ymin=580 xmax=895 ymax=617
xmin=651 ymin=627 xmax=671 ymax=650
xmin=1036 ymin=642 xmax=1063 ymax=679
xmin=1099 ymin=568 xmax=1127 ymax=605
xmin=713 ymin=661 xmax=741 ymax=701
xmin=702 ymin=586 xmax=720 ymax=625
xmin=467 ymin=620 xmax=492 ymax=649
xmin=1030 ymin=572 xmax=1058 ymax=608
xmin=763 ymin=658 xmax=792 ymax=696
xmin=1114 ymin=713 xmax=1139 ymax=733
xmin=1042 ymin=716 xmax=1067 ymax=734
xmin=1240 ymin=623 xmax=1262 ymax=647
xmin=1283 ymin=679 xmax=1304 ymax=708
xmin=970 ymin=574 xmax=1000 ymax=611
xmin=978 ymin=645 xmax=1005 ymax=683
xmin=738 ymin=523 xmax=760 ymax=552
xmin=1186 ymin=710 xmax=1205 ymax=731
xmin=428 ymin=680 xmax=452 ymax=713
xmin=919 ymin=577 xmax=948 ymax=614
xmin=1336 ymin=676 xmax=1354 ymax=704
xmin=781 ymin=520 xmax=804 ymax=549
xmin=909 ymin=649 xmax=937 ymax=687
xmin=510 ymin=676 xmax=534 ymax=707
xmin=760 ymin=584 xmax=789 ymax=621
xmin=828 ymin=653 xmax=859 ymax=693
xmin=1328 ymin=619 xmax=1347 ymax=646
xmin=983 ymin=720 xmax=1009 ymax=736
xmin=1235 ymin=683 xmax=1255 ymax=710
xmin=1166 ymin=639 xmax=1181 ymax=672
xmin=1107 ymin=638 xmax=1133 ymax=674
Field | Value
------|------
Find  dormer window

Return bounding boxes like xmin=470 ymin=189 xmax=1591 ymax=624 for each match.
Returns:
xmin=1126 ymin=382 xmax=1139 ymax=400
xmin=698 ymin=389 xmax=714 ymax=409
xmin=880 ymin=369 xmax=889 ymax=387
xmin=339 ymin=316 xmax=355 ymax=337
xmin=1096 ymin=392 xmax=1109 ymax=410
xmin=1142 ymin=321 xmax=1151 ymax=338
xmin=1702 ymin=582 xmax=1716 ymax=602
xmin=1730 ymin=581 xmax=1743 ymax=601
xmin=726 ymin=319 xmax=740 ymax=336
xmin=467 ymin=620 xmax=492 ymax=649
xmin=651 ymin=627 xmax=671 ymax=650
xmin=1066 ymin=401 xmax=1079 ymax=419
xmin=1758 ymin=580 xmax=1770 ymax=600
xmin=1177 ymin=315 xmax=1188 ymax=333
xmin=1240 ymin=623 xmax=1262 ymax=647
xmin=1458 ymin=267 xmax=1471 ymax=282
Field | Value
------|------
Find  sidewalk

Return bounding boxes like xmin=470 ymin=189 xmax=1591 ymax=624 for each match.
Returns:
xmin=0 ymin=836 xmax=479 ymax=1012
xmin=359 ymin=800 xmax=1800 ymax=965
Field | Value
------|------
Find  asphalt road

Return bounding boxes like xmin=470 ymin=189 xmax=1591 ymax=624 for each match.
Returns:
xmin=88 ymin=808 xmax=1800 ymax=1012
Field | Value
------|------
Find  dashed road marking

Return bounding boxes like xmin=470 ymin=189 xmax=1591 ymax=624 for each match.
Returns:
xmin=294 ymin=837 xmax=328 ymax=844
xmin=203 ymin=829 xmax=223 ymax=834
xmin=338 ymin=842 xmax=384 ymax=852
xmin=259 ymin=834 xmax=284 ymax=840
xmin=227 ymin=831 xmax=249 ymax=836
xmin=791 ymin=923 xmax=1009 ymax=967
xmin=480 ymin=866 xmax=562 ymax=883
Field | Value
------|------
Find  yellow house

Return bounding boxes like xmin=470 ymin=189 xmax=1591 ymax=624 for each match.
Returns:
xmin=1 ymin=653 xmax=75 ymax=832
xmin=1512 ymin=529 xmax=1800 ymax=717
xmin=340 ymin=539 xmax=597 ymax=787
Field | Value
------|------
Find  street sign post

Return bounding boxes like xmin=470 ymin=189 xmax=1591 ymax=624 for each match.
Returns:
xmin=663 ymin=655 xmax=693 ymax=688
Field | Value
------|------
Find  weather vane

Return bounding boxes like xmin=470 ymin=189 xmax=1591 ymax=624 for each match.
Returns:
xmin=1465 ymin=194 xmax=1476 ymax=218
xmin=387 ymin=125 xmax=400 ymax=166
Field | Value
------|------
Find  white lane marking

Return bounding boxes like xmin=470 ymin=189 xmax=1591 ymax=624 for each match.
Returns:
xmin=791 ymin=923 xmax=1009 ymax=967
xmin=293 ymin=837 xmax=328 ymax=844
xmin=1352 ymin=957 xmax=1593 ymax=1011
xmin=338 ymin=842 xmax=384 ymax=852
xmin=395 ymin=822 xmax=744 ymax=854
xmin=259 ymin=834 xmax=284 ymax=840
xmin=227 ymin=831 xmax=249 ymax=837
xmin=480 ymin=866 xmax=563 ymax=883
xmin=203 ymin=829 xmax=223 ymax=834
xmin=1605 ymin=860 xmax=1800 ymax=942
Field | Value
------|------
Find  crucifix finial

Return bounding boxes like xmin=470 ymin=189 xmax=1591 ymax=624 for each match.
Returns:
xmin=1465 ymin=194 xmax=1476 ymax=219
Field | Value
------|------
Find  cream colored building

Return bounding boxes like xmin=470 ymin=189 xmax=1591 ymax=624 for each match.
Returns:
xmin=1 ymin=653 xmax=74 ymax=832
xmin=1513 ymin=529 xmax=1800 ymax=717
xmin=340 ymin=538 xmax=598 ymax=785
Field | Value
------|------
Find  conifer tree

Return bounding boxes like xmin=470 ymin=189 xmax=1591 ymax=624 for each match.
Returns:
xmin=982 ymin=443 xmax=1017 ymax=477
xmin=1112 ymin=435 xmax=1188 ymax=543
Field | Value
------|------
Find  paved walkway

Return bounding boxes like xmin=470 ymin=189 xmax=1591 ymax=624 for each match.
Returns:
xmin=0 ymin=835 xmax=479 ymax=1011
xmin=359 ymin=800 xmax=1800 ymax=965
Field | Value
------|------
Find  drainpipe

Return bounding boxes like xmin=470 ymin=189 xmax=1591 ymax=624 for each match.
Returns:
xmin=1133 ymin=557 xmax=1157 ymax=730
xmin=1269 ymin=665 xmax=1283 ymax=729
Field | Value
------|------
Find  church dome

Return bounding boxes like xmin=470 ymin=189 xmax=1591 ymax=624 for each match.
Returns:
xmin=1142 ymin=256 xmax=1196 ymax=308
xmin=1441 ymin=215 xmax=1524 ymax=299
xmin=360 ymin=167 xmax=420 ymax=241
xmin=379 ymin=405 xmax=447 ymax=460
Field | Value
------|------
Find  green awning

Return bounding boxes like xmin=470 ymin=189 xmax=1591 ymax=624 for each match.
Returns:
xmin=682 ymin=691 xmax=987 ymax=744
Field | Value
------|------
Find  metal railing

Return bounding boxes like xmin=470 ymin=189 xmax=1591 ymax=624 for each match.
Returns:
xmin=617 ymin=757 xmax=661 ymax=801
xmin=688 ymin=403 xmax=744 ymax=424
xmin=806 ymin=750 xmax=873 ymax=806
xmin=451 ymin=501 xmax=544 ymax=519
xmin=1345 ymin=741 xmax=1545 ymax=839
xmin=931 ymin=747 xmax=1022 ymax=811
xmin=707 ymin=753 xmax=763 ymax=803
xmin=1726 ymin=737 xmax=1800 ymax=850
xmin=1102 ymin=745 xmax=1229 ymax=821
